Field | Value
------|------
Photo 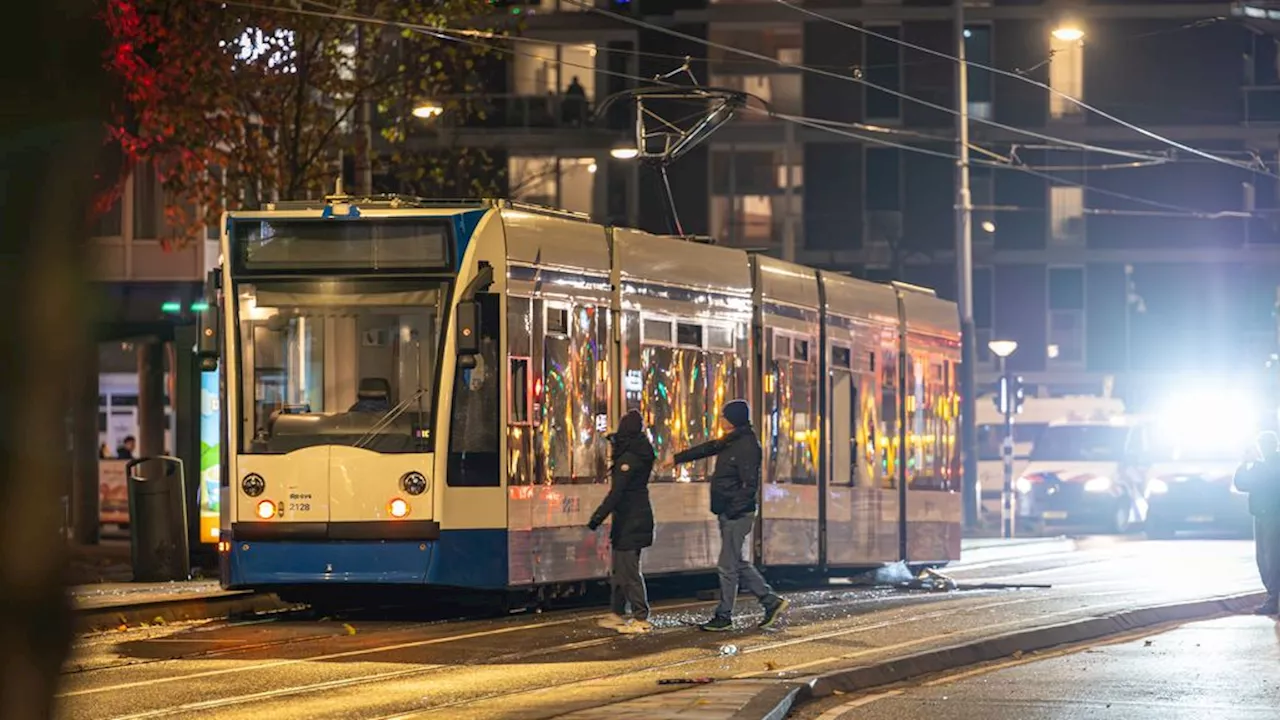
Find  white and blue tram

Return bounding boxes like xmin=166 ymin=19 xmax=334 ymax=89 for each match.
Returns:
xmin=202 ymin=196 xmax=962 ymax=596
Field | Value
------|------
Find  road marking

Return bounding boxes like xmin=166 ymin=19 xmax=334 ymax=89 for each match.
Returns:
xmin=813 ymin=689 xmax=905 ymax=719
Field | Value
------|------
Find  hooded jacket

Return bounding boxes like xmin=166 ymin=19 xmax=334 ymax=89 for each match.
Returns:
xmin=673 ymin=426 xmax=761 ymax=519
xmin=1235 ymin=453 xmax=1280 ymax=517
xmin=588 ymin=426 xmax=656 ymax=551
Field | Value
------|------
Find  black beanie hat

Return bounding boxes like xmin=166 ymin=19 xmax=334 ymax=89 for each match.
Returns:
xmin=617 ymin=409 xmax=644 ymax=436
xmin=722 ymin=399 xmax=751 ymax=428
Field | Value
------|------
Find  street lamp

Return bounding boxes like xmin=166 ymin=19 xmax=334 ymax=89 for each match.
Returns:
xmin=609 ymin=145 xmax=639 ymax=160
xmin=411 ymin=102 xmax=443 ymax=119
xmin=988 ymin=339 xmax=1019 ymax=538
xmin=1051 ymin=26 xmax=1085 ymax=42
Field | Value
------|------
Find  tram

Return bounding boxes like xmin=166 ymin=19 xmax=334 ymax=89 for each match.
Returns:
xmin=199 ymin=195 xmax=962 ymax=599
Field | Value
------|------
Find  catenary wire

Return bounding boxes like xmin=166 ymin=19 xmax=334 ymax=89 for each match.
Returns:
xmin=768 ymin=1 xmax=1273 ymax=178
xmin=216 ymin=0 xmax=1239 ymax=217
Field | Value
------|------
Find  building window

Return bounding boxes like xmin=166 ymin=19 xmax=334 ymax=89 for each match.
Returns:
xmin=132 ymin=160 xmax=163 ymax=239
xmin=508 ymin=156 xmax=596 ymax=216
xmin=865 ymin=148 xmax=901 ymax=212
xmin=1049 ymin=186 xmax=1084 ymax=245
xmin=1048 ymin=31 xmax=1084 ymax=120
xmin=512 ymin=42 xmax=596 ymax=101
xmin=865 ymin=26 xmax=902 ymax=121
xmin=1048 ymin=266 xmax=1085 ymax=364
xmin=964 ymin=25 xmax=993 ymax=120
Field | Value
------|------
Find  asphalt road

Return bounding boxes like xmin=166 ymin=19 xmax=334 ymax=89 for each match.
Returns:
xmin=55 ymin=538 xmax=1264 ymax=720
xmin=799 ymin=615 xmax=1280 ymax=719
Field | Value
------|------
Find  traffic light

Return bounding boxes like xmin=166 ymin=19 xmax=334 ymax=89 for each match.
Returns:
xmin=993 ymin=376 xmax=1026 ymax=415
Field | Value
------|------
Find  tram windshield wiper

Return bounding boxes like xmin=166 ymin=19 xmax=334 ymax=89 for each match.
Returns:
xmin=353 ymin=388 xmax=427 ymax=450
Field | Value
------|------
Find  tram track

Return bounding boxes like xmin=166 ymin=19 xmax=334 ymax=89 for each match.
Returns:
xmin=58 ymin=539 xmax=1208 ymax=720
xmin=65 ymin=541 xmax=1112 ymax=674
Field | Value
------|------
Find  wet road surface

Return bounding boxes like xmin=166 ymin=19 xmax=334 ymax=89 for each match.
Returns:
xmin=56 ymin=538 xmax=1263 ymax=720
xmin=800 ymin=614 xmax=1280 ymax=719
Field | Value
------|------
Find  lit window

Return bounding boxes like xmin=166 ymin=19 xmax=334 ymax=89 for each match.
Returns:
xmin=1048 ymin=32 xmax=1084 ymax=119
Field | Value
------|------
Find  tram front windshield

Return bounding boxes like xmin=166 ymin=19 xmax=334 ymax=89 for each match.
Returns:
xmin=236 ymin=279 xmax=446 ymax=454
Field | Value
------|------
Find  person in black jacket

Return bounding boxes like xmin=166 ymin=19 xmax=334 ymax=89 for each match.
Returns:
xmin=671 ymin=399 xmax=790 ymax=631
xmin=589 ymin=410 xmax=656 ymax=634
xmin=1233 ymin=431 xmax=1280 ymax=615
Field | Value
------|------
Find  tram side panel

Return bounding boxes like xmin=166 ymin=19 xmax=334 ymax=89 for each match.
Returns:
xmin=898 ymin=289 xmax=963 ymax=564
xmin=752 ymin=256 xmax=822 ymax=568
xmin=500 ymin=210 xmax=615 ymax=586
xmin=612 ymin=229 xmax=752 ymax=576
xmin=819 ymin=271 xmax=904 ymax=567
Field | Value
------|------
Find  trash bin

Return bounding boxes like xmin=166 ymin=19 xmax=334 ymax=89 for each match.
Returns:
xmin=125 ymin=456 xmax=191 ymax=582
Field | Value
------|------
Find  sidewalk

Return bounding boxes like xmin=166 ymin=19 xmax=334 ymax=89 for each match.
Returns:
xmin=809 ymin=614 xmax=1280 ymax=719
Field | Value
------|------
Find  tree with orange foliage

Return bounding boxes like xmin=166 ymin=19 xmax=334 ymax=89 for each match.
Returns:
xmin=101 ymin=0 xmax=509 ymax=245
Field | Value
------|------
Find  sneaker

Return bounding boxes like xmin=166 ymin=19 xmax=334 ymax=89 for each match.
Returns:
xmin=698 ymin=616 xmax=733 ymax=632
xmin=597 ymin=613 xmax=627 ymax=630
xmin=1253 ymin=599 xmax=1279 ymax=616
xmin=759 ymin=596 xmax=791 ymax=629
xmin=616 ymin=619 xmax=653 ymax=634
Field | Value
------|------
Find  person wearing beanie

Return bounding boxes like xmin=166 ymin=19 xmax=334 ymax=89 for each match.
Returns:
xmin=588 ymin=409 xmax=657 ymax=633
xmin=670 ymin=400 xmax=790 ymax=631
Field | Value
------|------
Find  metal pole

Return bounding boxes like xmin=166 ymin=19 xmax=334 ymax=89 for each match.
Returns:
xmin=955 ymin=0 xmax=980 ymax=529
xmin=782 ymin=119 xmax=797 ymax=263
xmin=1000 ymin=357 xmax=1016 ymax=539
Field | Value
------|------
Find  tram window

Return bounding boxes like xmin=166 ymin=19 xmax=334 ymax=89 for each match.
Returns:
xmin=676 ymin=323 xmax=703 ymax=348
xmin=707 ymin=325 xmax=733 ymax=351
xmin=794 ymin=339 xmax=809 ymax=362
xmin=832 ymin=346 xmax=851 ymax=369
xmin=546 ymin=307 xmax=568 ymax=336
xmin=447 ymin=293 xmax=501 ymax=487
xmin=643 ymin=318 xmax=672 ymax=344
xmin=774 ymin=335 xmax=791 ymax=360
xmin=509 ymin=358 xmax=530 ymax=424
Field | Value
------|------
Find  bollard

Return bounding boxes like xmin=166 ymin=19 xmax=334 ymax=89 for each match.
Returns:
xmin=125 ymin=456 xmax=191 ymax=582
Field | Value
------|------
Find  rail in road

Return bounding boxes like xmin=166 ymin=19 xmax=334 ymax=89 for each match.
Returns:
xmin=56 ymin=538 xmax=1262 ymax=720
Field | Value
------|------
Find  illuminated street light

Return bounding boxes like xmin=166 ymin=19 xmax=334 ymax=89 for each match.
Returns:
xmin=1052 ymin=26 xmax=1085 ymax=42
xmin=981 ymin=220 xmax=996 ymax=233
xmin=411 ymin=103 xmax=443 ymax=119
xmin=988 ymin=339 xmax=1019 ymax=359
xmin=610 ymin=146 xmax=639 ymax=160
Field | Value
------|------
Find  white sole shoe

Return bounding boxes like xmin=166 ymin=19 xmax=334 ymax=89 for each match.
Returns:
xmin=616 ymin=619 xmax=653 ymax=634
xmin=597 ymin=614 xmax=627 ymax=630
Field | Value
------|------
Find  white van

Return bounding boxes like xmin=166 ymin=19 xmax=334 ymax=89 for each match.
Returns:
xmin=977 ymin=395 xmax=1125 ymax=523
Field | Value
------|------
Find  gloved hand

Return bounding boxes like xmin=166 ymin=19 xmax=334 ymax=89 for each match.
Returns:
xmin=587 ymin=517 xmax=601 ymax=531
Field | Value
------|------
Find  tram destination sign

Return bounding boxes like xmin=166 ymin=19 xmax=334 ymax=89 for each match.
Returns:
xmin=234 ymin=218 xmax=450 ymax=271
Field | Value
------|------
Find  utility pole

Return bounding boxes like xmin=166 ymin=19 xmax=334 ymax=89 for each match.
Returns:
xmin=955 ymin=0 xmax=980 ymax=529
xmin=782 ymin=119 xmax=797 ymax=263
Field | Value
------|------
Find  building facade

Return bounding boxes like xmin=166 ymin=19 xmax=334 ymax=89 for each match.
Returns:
xmin=459 ymin=0 xmax=1280 ymax=409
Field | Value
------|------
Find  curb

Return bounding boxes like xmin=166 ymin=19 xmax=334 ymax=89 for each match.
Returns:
xmin=785 ymin=590 xmax=1266 ymax=714
xmin=75 ymin=592 xmax=294 ymax=632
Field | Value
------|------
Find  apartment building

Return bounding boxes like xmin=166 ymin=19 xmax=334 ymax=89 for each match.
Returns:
xmin=452 ymin=1 xmax=1280 ymax=407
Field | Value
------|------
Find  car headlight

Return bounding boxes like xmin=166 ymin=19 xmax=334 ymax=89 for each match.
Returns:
xmin=1015 ymin=476 xmax=1033 ymax=494
xmin=1083 ymin=476 xmax=1113 ymax=493
xmin=1147 ymin=478 xmax=1169 ymax=495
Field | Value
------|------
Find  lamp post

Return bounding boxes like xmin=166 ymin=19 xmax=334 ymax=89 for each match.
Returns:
xmin=954 ymin=0 xmax=980 ymax=530
xmin=988 ymin=339 xmax=1019 ymax=538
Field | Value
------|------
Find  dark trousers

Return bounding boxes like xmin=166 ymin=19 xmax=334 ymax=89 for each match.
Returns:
xmin=610 ymin=548 xmax=649 ymax=621
xmin=1256 ymin=516 xmax=1280 ymax=600
xmin=715 ymin=513 xmax=775 ymax=619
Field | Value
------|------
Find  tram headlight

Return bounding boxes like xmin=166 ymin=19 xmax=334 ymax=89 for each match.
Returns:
xmin=256 ymin=500 xmax=276 ymax=519
xmin=242 ymin=473 xmax=265 ymax=497
xmin=389 ymin=498 xmax=410 ymax=518
xmin=400 ymin=471 xmax=428 ymax=496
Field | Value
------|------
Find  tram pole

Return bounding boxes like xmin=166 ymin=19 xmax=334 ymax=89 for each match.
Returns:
xmin=955 ymin=0 xmax=980 ymax=529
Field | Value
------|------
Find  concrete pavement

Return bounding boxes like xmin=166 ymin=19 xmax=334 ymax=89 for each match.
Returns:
xmin=800 ymin=615 xmax=1280 ymax=719
xmin=55 ymin=538 xmax=1268 ymax=720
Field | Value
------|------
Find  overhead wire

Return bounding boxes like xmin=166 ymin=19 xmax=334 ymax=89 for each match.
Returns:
xmin=217 ymin=0 xmax=1244 ymax=218
xmin=556 ymin=0 xmax=1171 ymax=164
xmin=767 ymin=0 xmax=1276 ymax=178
